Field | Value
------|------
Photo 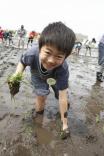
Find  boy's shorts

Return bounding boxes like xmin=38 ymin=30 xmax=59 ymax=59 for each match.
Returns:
xmin=31 ymin=73 xmax=59 ymax=99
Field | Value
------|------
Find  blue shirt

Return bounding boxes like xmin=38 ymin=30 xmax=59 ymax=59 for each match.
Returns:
xmin=20 ymin=44 xmax=69 ymax=90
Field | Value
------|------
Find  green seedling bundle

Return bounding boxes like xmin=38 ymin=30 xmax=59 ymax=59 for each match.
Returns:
xmin=7 ymin=73 xmax=23 ymax=98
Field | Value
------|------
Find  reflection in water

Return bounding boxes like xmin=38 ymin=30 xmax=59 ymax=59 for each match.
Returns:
xmin=85 ymin=81 xmax=104 ymax=118
xmin=33 ymin=116 xmax=55 ymax=145
xmin=23 ymin=113 xmax=56 ymax=145
xmin=34 ymin=126 xmax=54 ymax=144
xmin=68 ymin=108 xmax=88 ymax=136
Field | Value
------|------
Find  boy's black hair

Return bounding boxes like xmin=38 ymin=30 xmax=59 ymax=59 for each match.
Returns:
xmin=39 ymin=22 xmax=76 ymax=57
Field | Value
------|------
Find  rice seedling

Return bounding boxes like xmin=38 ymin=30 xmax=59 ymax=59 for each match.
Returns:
xmin=7 ymin=73 xmax=23 ymax=98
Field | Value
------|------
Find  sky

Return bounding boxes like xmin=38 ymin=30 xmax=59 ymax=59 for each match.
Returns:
xmin=0 ymin=0 xmax=104 ymax=40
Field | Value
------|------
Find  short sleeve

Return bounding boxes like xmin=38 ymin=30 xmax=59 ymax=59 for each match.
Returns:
xmin=20 ymin=45 xmax=39 ymax=66
xmin=55 ymin=61 xmax=69 ymax=90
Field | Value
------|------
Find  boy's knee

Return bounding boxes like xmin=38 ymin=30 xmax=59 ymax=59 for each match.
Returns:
xmin=64 ymin=112 xmax=68 ymax=118
xmin=64 ymin=103 xmax=70 ymax=118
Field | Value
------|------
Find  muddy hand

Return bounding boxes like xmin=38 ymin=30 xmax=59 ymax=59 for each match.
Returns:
xmin=8 ymin=81 xmax=20 ymax=96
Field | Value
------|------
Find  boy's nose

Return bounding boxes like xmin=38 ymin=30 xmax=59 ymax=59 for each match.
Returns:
xmin=47 ymin=56 xmax=55 ymax=63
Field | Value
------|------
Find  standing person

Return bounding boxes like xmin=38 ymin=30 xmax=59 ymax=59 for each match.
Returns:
xmin=3 ymin=30 xmax=9 ymax=46
xmin=96 ymin=35 xmax=104 ymax=82
xmin=85 ymin=40 xmax=92 ymax=56
xmin=8 ymin=30 xmax=14 ymax=46
xmin=74 ymin=41 xmax=82 ymax=55
xmin=17 ymin=25 xmax=26 ymax=49
xmin=91 ymin=38 xmax=96 ymax=49
xmin=3 ymin=30 xmax=13 ymax=46
xmin=8 ymin=22 xmax=76 ymax=139
xmin=0 ymin=27 xmax=4 ymax=43
xmin=27 ymin=31 xmax=37 ymax=48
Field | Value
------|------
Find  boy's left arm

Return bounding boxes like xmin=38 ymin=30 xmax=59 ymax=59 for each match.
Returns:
xmin=59 ymin=88 xmax=69 ymax=129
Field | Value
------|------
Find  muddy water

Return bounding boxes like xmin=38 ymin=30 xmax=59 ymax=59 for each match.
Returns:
xmin=0 ymin=44 xmax=104 ymax=156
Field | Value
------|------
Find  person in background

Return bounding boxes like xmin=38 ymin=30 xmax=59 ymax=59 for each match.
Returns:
xmin=0 ymin=27 xmax=4 ymax=43
xmin=3 ymin=30 xmax=14 ymax=46
xmin=8 ymin=22 xmax=76 ymax=139
xmin=3 ymin=30 xmax=9 ymax=46
xmin=17 ymin=25 xmax=27 ymax=49
xmin=96 ymin=35 xmax=104 ymax=82
xmin=74 ymin=41 xmax=82 ymax=55
xmin=91 ymin=38 xmax=96 ymax=49
xmin=85 ymin=40 xmax=92 ymax=56
xmin=27 ymin=31 xmax=37 ymax=48
xmin=8 ymin=30 xmax=14 ymax=46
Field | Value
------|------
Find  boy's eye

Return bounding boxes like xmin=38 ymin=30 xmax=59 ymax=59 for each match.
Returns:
xmin=57 ymin=56 xmax=63 ymax=59
xmin=56 ymin=55 xmax=65 ymax=60
xmin=45 ymin=51 xmax=51 ymax=55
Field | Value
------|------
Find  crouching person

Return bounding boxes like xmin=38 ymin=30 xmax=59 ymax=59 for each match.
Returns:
xmin=97 ymin=34 xmax=104 ymax=82
xmin=9 ymin=22 xmax=76 ymax=139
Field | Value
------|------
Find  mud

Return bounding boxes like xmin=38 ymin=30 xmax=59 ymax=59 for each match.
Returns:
xmin=0 ymin=44 xmax=104 ymax=156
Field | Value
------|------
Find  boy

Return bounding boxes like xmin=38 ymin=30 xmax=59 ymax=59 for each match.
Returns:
xmin=96 ymin=34 xmax=104 ymax=82
xmin=11 ymin=22 xmax=76 ymax=138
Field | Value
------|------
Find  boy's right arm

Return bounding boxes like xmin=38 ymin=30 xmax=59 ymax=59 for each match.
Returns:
xmin=14 ymin=62 xmax=25 ymax=75
xmin=8 ymin=62 xmax=26 ymax=96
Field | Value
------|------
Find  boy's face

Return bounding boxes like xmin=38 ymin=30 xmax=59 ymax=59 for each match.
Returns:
xmin=39 ymin=45 xmax=66 ymax=70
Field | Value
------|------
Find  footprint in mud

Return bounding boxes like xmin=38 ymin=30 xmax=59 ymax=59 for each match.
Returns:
xmin=77 ymin=75 xmax=84 ymax=79
xmin=85 ymin=135 xmax=98 ymax=144
xmin=8 ymin=62 xmax=15 ymax=66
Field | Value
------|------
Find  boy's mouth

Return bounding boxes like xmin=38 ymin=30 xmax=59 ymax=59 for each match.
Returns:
xmin=43 ymin=63 xmax=56 ymax=70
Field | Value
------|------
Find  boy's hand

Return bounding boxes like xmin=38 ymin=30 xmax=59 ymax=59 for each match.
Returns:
xmin=7 ymin=73 xmax=22 ymax=97
xmin=8 ymin=80 xmax=20 ymax=96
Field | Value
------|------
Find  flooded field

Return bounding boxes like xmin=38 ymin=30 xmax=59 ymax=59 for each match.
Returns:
xmin=0 ymin=45 xmax=104 ymax=156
